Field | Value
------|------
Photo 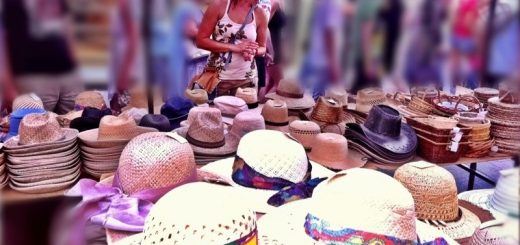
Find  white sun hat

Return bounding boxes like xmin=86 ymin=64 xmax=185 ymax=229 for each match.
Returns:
xmin=115 ymin=182 xmax=257 ymax=245
xmin=257 ymin=168 xmax=457 ymax=244
xmin=201 ymin=130 xmax=334 ymax=214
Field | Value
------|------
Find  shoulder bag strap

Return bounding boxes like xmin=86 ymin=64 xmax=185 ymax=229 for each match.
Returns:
xmin=223 ymin=5 xmax=257 ymax=68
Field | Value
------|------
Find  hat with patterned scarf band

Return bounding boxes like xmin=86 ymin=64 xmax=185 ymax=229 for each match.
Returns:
xmin=257 ymin=168 xmax=456 ymax=244
xmin=201 ymin=130 xmax=335 ymax=214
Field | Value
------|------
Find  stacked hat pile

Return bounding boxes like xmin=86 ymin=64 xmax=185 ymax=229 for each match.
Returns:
xmin=474 ymin=87 xmax=499 ymax=108
xmin=6 ymin=94 xmax=46 ymax=139
xmin=78 ymin=115 xmax=158 ymax=178
xmin=346 ymin=105 xmax=417 ymax=165
xmin=310 ymin=97 xmax=355 ymax=135
xmin=355 ymin=87 xmax=386 ymax=114
xmin=455 ymin=112 xmax=494 ymax=158
xmin=3 ymin=113 xmax=81 ymax=193
xmin=486 ymin=96 xmax=520 ymax=155
xmin=58 ymin=91 xmax=107 ymax=127
xmin=0 ymin=145 xmax=7 ymax=188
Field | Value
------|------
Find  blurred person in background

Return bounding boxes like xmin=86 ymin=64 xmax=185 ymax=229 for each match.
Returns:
xmin=168 ymin=0 xmax=211 ymax=99
xmin=300 ymin=0 xmax=344 ymax=99
xmin=196 ymin=0 xmax=268 ymax=96
xmin=378 ymin=0 xmax=404 ymax=75
xmin=1 ymin=0 xmax=81 ymax=114
xmin=0 ymin=6 xmax=15 ymax=113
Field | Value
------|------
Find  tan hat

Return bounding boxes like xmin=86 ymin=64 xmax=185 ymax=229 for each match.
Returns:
xmin=12 ymin=93 xmax=44 ymax=111
xmin=394 ymin=161 xmax=485 ymax=242
xmin=228 ymin=111 xmax=265 ymax=139
xmin=213 ymin=96 xmax=248 ymax=118
xmin=235 ymin=87 xmax=259 ymax=109
xmin=289 ymin=120 xmax=321 ymax=150
xmin=325 ymin=87 xmax=349 ymax=107
xmin=308 ymin=133 xmax=367 ymax=170
xmin=123 ymin=87 xmax=164 ymax=113
xmin=184 ymin=88 xmax=209 ymax=105
xmin=356 ymin=87 xmax=386 ymax=113
xmin=311 ymin=97 xmax=355 ymax=135
xmin=78 ymin=115 xmax=158 ymax=148
xmin=261 ymin=99 xmax=289 ymax=132
xmin=265 ymin=79 xmax=315 ymax=109
xmin=74 ymin=91 xmax=106 ymax=110
xmin=468 ymin=220 xmax=516 ymax=245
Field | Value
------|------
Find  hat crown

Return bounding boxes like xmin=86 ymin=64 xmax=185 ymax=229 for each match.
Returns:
xmin=289 ymin=120 xmax=321 ymax=149
xmin=213 ymin=96 xmax=247 ymax=116
xmin=75 ymin=91 xmax=106 ymax=109
xmin=19 ymin=113 xmax=64 ymax=145
xmin=139 ymin=114 xmax=171 ymax=132
xmin=82 ymin=107 xmax=110 ymax=119
xmin=309 ymin=168 xmax=417 ymax=241
xmin=237 ymin=130 xmax=308 ymax=183
xmin=229 ymin=111 xmax=265 ymax=138
xmin=117 ymin=132 xmax=196 ymax=195
xmin=140 ymin=183 xmax=257 ymax=244
xmin=469 ymin=221 xmax=510 ymax=245
xmin=311 ymin=97 xmax=344 ymax=124
xmin=325 ymin=88 xmax=348 ymax=106
xmin=98 ymin=115 xmax=139 ymax=140
xmin=364 ymin=105 xmax=402 ymax=137
xmin=12 ymin=93 xmax=44 ymax=111
xmin=161 ymin=96 xmax=193 ymax=118
xmin=490 ymin=168 xmax=519 ymax=216
xmin=311 ymin=133 xmax=348 ymax=162
xmin=394 ymin=162 xmax=459 ymax=221
xmin=277 ymin=79 xmax=304 ymax=96
xmin=262 ymin=100 xmax=288 ymax=123
xmin=187 ymin=108 xmax=225 ymax=144
xmin=236 ymin=88 xmax=258 ymax=104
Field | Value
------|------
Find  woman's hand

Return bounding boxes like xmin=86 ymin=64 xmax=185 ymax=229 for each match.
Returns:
xmin=231 ymin=40 xmax=258 ymax=54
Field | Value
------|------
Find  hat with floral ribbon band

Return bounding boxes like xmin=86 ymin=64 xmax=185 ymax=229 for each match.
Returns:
xmin=236 ymin=87 xmax=259 ymax=109
xmin=289 ymin=120 xmax=321 ymax=150
xmin=261 ymin=99 xmax=290 ymax=132
xmin=395 ymin=161 xmax=487 ymax=242
xmin=308 ymin=133 xmax=367 ymax=171
xmin=201 ymin=130 xmax=335 ymax=214
xmin=257 ymin=168 xmax=455 ymax=245
xmin=114 ymin=182 xmax=258 ymax=245
xmin=356 ymin=87 xmax=387 ymax=113
xmin=265 ymin=79 xmax=315 ymax=109
xmin=214 ymin=96 xmax=248 ymax=124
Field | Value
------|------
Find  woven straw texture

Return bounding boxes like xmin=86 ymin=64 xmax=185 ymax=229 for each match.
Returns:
xmin=213 ymin=96 xmax=248 ymax=117
xmin=469 ymin=221 xmax=511 ymax=245
xmin=235 ymin=87 xmax=258 ymax=104
xmin=311 ymin=97 xmax=347 ymax=124
xmin=486 ymin=97 xmax=520 ymax=154
xmin=74 ymin=91 xmax=106 ymax=109
xmin=12 ymin=94 xmax=44 ymax=111
xmin=261 ymin=100 xmax=289 ymax=124
xmin=408 ymin=95 xmax=435 ymax=114
xmin=0 ymin=151 xmax=8 ymax=189
xmin=356 ymin=88 xmax=386 ymax=113
xmin=18 ymin=113 xmax=64 ymax=145
xmin=117 ymin=132 xmax=196 ymax=195
xmin=185 ymin=88 xmax=209 ymax=105
xmin=228 ymin=111 xmax=265 ymax=139
xmin=265 ymin=79 xmax=315 ymax=109
xmin=187 ymin=108 xmax=225 ymax=144
xmin=325 ymin=88 xmax=348 ymax=106
xmin=308 ymin=133 xmax=366 ymax=170
xmin=289 ymin=120 xmax=321 ymax=150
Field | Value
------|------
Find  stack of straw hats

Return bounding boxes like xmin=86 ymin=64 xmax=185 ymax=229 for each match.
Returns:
xmin=486 ymin=97 xmax=520 ymax=155
xmin=455 ymin=112 xmax=494 ymax=158
xmin=474 ymin=87 xmax=499 ymax=107
xmin=78 ymin=115 xmax=158 ymax=178
xmin=3 ymin=113 xmax=81 ymax=193
xmin=58 ymin=91 xmax=106 ymax=127
xmin=6 ymin=94 xmax=46 ymax=139
xmin=311 ymin=97 xmax=355 ymax=135
xmin=0 ymin=145 xmax=7 ymax=189
xmin=355 ymin=87 xmax=386 ymax=114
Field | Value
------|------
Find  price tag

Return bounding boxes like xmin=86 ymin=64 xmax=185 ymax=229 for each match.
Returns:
xmin=451 ymin=127 xmax=460 ymax=134
xmin=0 ymin=143 xmax=3 ymax=150
xmin=449 ymin=141 xmax=459 ymax=152
xmin=477 ymin=110 xmax=487 ymax=119
xmin=452 ymin=132 xmax=463 ymax=142
xmin=166 ymin=132 xmax=188 ymax=144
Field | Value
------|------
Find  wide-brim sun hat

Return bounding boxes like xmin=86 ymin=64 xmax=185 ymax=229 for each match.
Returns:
xmin=307 ymin=133 xmax=367 ymax=170
xmin=265 ymin=78 xmax=315 ymax=109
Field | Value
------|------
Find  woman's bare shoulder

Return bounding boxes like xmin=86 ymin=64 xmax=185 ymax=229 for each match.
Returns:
xmin=207 ymin=0 xmax=228 ymax=16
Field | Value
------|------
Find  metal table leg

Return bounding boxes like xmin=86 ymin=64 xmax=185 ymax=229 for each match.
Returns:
xmin=467 ymin=163 xmax=477 ymax=191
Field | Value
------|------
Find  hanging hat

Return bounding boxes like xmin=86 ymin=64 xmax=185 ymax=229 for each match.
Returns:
xmin=458 ymin=168 xmax=519 ymax=218
xmin=325 ymin=87 xmax=349 ymax=107
xmin=289 ymin=120 xmax=321 ymax=150
xmin=78 ymin=115 xmax=158 ymax=148
xmin=138 ymin=114 xmax=171 ymax=132
xmin=160 ymin=96 xmax=193 ymax=129
xmin=356 ymin=87 xmax=386 ymax=113
xmin=235 ymin=87 xmax=259 ymax=109
xmin=184 ymin=88 xmax=209 ymax=105
xmin=257 ymin=168 xmax=456 ymax=244
xmin=394 ymin=161 xmax=488 ymax=242
xmin=261 ymin=99 xmax=289 ymax=132
xmin=70 ymin=107 xmax=112 ymax=132
xmin=201 ymin=130 xmax=334 ymax=214
xmin=176 ymin=107 xmax=238 ymax=157
xmin=213 ymin=96 xmax=248 ymax=124
xmin=113 ymin=182 xmax=257 ymax=245
xmin=310 ymin=97 xmax=355 ymax=135
xmin=265 ymin=79 xmax=315 ymax=109
xmin=308 ymin=133 xmax=367 ymax=170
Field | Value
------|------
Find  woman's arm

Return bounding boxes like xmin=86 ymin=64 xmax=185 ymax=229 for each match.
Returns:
xmin=254 ymin=7 xmax=268 ymax=56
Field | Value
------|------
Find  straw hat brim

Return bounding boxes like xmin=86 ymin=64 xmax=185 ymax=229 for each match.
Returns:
xmin=9 ymin=163 xmax=80 ymax=183
xmin=257 ymin=199 xmax=459 ymax=245
xmin=7 ymin=151 xmax=80 ymax=166
xmin=6 ymin=145 xmax=78 ymax=161
xmin=175 ymin=127 xmax=238 ymax=156
xmin=3 ymin=128 xmax=79 ymax=150
xmin=3 ymin=141 xmax=77 ymax=156
xmin=80 ymin=144 xmax=126 ymax=155
xmin=7 ymin=155 xmax=81 ymax=170
xmin=81 ymin=150 xmax=121 ymax=159
xmin=200 ymin=157 xmax=335 ymax=214
xmin=308 ymin=149 xmax=368 ymax=171
xmin=78 ymin=127 xmax=158 ymax=148
xmin=458 ymin=189 xmax=512 ymax=219
xmin=265 ymin=93 xmax=316 ymax=109
xmin=8 ymin=168 xmax=80 ymax=194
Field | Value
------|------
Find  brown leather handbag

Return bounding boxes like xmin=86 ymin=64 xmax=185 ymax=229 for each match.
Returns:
xmin=188 ymin=66 xmax=220 ymax=94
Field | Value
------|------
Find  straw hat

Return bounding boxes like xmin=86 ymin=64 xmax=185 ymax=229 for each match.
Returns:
xmin=6 ymin=108 xmax=47 ymax=139
xmin=257 ymin=168 xmax=457 ymax=244
xmin=458 ymin=168 xmax=519 ymax=219
xmin=356 ymin=87 xmax=386 ymax=113
xmin=308 ymin=133 xmax=367 ymax=170
xmin=265 ymin=79 xmax=315 ymax=109
xmin=116 ymin=132 xmax=197 ymax=195
xmin=235 ymin=87 xmax=259 ymax=109
xmin=261 ymin=99 xmax=289 ymax=132
xmin=325 ymin=87 xmax=348 ymax=107
xmin=176 ymin=107 xmax=238 ymax=157
xmin=12 ymin=93 xmax=44 ymax=111
xmin=74 ymin=91 xmax=106 ymax=110
xmin=213 ymin=96 xmax=248 ymax=123
xmin=289 ymin=120 xmax=321 ymax=150
xmin=123 ymin=87 xmax=164 ymax=113
xmin=467 ymin=220 xmax=516 ymax=245
xmin=78 ymin=115 xmax=158 ymax=148
xmin=115 ymin=182 xmax=257 ymax=245
xmin=184 ymin=88 xmax=209 ymax=105
xmin=310 ymin=97 xmax=355 ymax=135
xmin=201 ymin=130 xmax=334 ymax=214
xmin=394 ymin=161 xmax=484 ymax=241
xmin=228 ymin=111 xmax=265 ymax=139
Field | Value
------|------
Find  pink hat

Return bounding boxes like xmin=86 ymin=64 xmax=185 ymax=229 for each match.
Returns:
xmin=213 ymin=96 xmax=248 ymax=118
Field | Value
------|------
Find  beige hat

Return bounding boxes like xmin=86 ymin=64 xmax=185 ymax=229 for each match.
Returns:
xmin=12 ymin=93 xmax=44 ymax=111
xmin=394 ymin=161 xmax=484 ymax=242
xmin=213 ymin=96 xmax=248 ymax=120
xmin=356 ymin=87 xmax=386 ymax=113
xmin=78 ymin=115 xmax=158 ymax=148
xmin=184 ymin=88 xmax=209 ymax=105
xmin=468 ymin=220 xmax=517 ymax=245
xmin=261 ymin=99 xmax=289 ymax=132
xmin=289 ymin=120 xmax=321 ymax=150
xmin=74 ymin=91 xmax=106 ymax=110
xmin=325 ymin=87 xmax=349 ymax=107
xmin=123 ymin=87 xmax=164 ymax=113
xmin=265 ymin=79 xmax=315 ymax=109
xmin=235 ymin=87 xmax=259 ymax=108
xmin=310 ymin=97 xmax=355 ymax=135
xmin=308 ymin=133 xmax=367 ymax=170
xmin=228 ymin=110 xmax=265 ymax=139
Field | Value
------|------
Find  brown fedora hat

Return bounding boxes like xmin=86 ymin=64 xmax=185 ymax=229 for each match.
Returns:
xmin=308 ymin=133 xmax=367 ymax=170
xmin=265 ymin=79 xmax=315 ymax=109
xmin=261 ymin=99 xmax=289 ymax=132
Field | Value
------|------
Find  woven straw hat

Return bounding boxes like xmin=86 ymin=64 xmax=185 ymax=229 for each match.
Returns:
xmin=12 ymin=93 xmax=44 ymax=111
xmin=458 ymin=168 xmax=519 ymax=219
xmin=184 ymin=88 xmax=209 ymax=105
xmin=265 ymin=79 xmax=315 ymax=109
xmin=257 ymin=168 xmax=457 ymax=244
xmin=117 ymin=132 xmax=197 ymax=195
xmin=467 ymin=220 xmax=516 ymax=245
xmin=235 ymin=87 xmax=259 ymax=108
xmin=123 ymin=87 xmax=164 ymax=113
xmin=78 ymin=115 xmax=158 ymax=148
xmin=356 ymin=87 xmax=386 ymax=113
xmin=308 ymin=133 xmax=367 ymax=170
xmin=394 ymin=161 xmax=483 ymax=241
xmin=176 ymin=107 xmax=238 ymax=157
xmin=74 ymin=91 xmax=106 ymax=110
xmin=289 ymin=120 xmax=321 ymax=150
xmin=310 ymin=97 xmax=355 ymax=135
xmin=179 ymin=106 xmax=210 ymax=127
xmin=261 ymin=99 xmax=289 ymax=132
xmin=325 ymin=87 xmax=349 ymax=107
xmin=228 ymin=111 xmax=265 ymax=139
xmin=201 ymin=130 xmax=334 ymax=214
xmin=115 ymin=182 xmax=257 ymax=245
xmin=213 ymin=96 xmax=248 ymax=124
